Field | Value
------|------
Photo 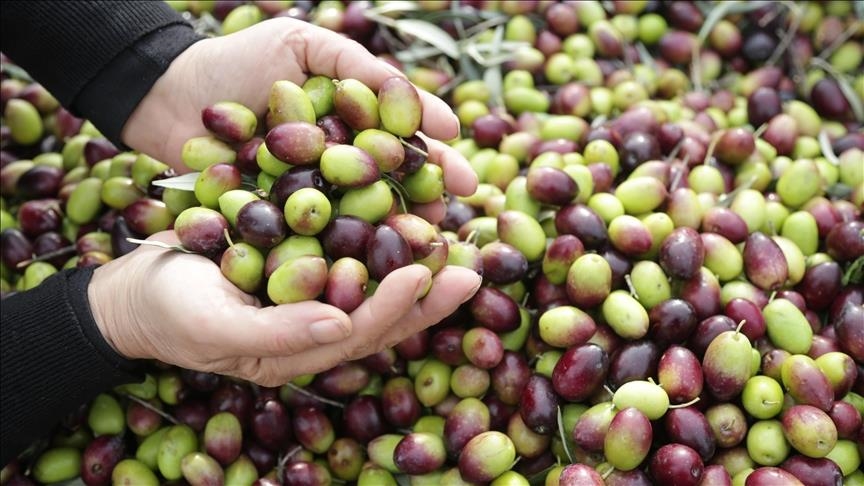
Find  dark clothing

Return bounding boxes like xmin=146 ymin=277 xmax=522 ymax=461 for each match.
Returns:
xmin=0 ymin=269 xmax=145 ymax=465
xmin=1 ymin=0 xmax=203 ymax=147
xmin=1 ymin=1 xmax=203 ymax=464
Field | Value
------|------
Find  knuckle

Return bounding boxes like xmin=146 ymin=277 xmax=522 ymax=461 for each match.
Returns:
xmin=266 ymin=330 xmax=301 ymax=356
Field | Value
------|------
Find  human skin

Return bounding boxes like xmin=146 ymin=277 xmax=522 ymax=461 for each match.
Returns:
xmin=87 ymin=17 xmax=481 ymax=386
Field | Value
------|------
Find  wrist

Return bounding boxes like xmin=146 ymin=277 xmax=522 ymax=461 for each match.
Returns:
xmin=87 ymin=262 xmax=142 ymax=360
xmin=121 ymin=39 xmax=207 ymax=171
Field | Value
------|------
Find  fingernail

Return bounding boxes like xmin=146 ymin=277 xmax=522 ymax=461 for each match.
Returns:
xmin=415 ymin=274 xmax=433 ymax=300
xmin=309 ymin=319 xmax=350 ymax=344
xmin=462 ymin=274 xmax=483 ymax=302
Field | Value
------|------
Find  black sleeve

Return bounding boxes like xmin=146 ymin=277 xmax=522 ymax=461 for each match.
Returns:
xmin=0 ymin=0 xmax=204 ymax=147
xmin=0 ymin=268 xmax=146 ymax=466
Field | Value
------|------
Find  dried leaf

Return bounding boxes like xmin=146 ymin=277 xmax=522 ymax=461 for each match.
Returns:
xmin=126 ymin=238 xmax=194 ymax=254
xmin=150 ymin=172 xmax=200 ymax=191
xmin=819 ymin=129 xmax=840 ymax=166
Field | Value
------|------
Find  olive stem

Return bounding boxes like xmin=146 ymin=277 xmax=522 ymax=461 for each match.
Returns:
xmin=702 ymin=133 xmax=720 ymax=166
xmin=665 ymin=137 xmax=685 ymax=163
xmin=223 ymin=228 xmax=235 ymax=249
xmin=15 ymin=244 xmax=77 ymax=269
xmin=276 ymin=445 xmax=302 ymax=479
xmin=600 ymin=463 xmax=615 ymax=480
xmin=752 ymin=122 xmax=769 ymax=140
xmin=735 ymin=319 xmax=747 ymax=335
xmin=717 ymin=175 xmax=757 ymax=207
xmin=668 ymin=396 xmax=701 ymax=409
xmin=382 ymin=173 xmax=410 ymax=214
xmin=122 ymin=393 xmax=179 ymax=425
xmin=465 ymin=229 xmax=480 ymax=247
xmin=399 ymin=137 xmax=429 ymax=159
xmin=283 ymin=383 xmax=345 ymax=408
xmin=668 ymin=163 xmax=685 ymax=193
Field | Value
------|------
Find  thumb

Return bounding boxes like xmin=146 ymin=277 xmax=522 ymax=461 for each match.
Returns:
xmin=207 ymin=300 xmax=353 ymax=358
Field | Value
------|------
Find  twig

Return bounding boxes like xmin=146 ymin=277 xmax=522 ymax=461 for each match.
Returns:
xmin=123 ymin=394 xmax=179 ymax=425
xmin=15 ymin=245 xmax=76 ymax=269
xmin=276 ymin=445 xmax=303 ymax=480
xmin=815 ymin=21 xmax=863 ymax=61
xmin=399 ymin=138 xmax=429 ymax=158
xmin=284 ymin=383 xmax=345 ymax=408
xmin=766 ymin=2 xmax=802 ymax=66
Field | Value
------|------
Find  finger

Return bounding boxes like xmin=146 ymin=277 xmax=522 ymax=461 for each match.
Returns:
xmin=424 ymin=137 xmax=479 ymax=197
xmin=418 ymin=91 xmax=460 ymax=141
xmin=209 ymin=300 xmax=354 ymax=358
xmin=348 ymin=264 xmax=433 ymax=339
xmin=253 ymin=264 xmax=434 ymax=376
xmin=410 ymin=198 xmax=446 ymax=225
xmin=378 ymin=265 xmax=482 ymax=348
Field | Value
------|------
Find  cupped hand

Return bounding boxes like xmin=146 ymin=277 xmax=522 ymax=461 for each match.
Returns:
xmin=88 ymin=231 xmax=482 ymax=386
xmin=121 ymin=16 xmax=477 ymax=223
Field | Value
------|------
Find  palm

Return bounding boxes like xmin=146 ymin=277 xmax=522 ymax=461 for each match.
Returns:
xmin=125 ymin=17 xmax=460 ymax=171
xmin=93 ymin=231 xmax=481 ymax=385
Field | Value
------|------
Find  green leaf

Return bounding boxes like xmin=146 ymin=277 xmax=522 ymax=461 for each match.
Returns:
xmin=394 ymin=45 xmax=448 ymax=63
xmin=393 ymin=19 xmax=461 ymax=58
xmin=843 ymin=256 xmax=864 ymax=286
xmin=826 ymin=183 xmax=853 ymax=200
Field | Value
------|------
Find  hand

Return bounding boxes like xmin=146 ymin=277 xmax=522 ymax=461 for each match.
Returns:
xmin=121 ymin=16 xmax=478 ymax=224
xmin=88 ymin=231 xmax=482 ymax=386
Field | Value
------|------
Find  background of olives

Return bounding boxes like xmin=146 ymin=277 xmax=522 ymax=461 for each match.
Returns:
xmin=1 ymin=1 xmax=863 ymax=485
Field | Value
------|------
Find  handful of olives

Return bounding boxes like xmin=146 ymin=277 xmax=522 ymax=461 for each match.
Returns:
xmin=168 ymin=75 xmax=447 ymax=309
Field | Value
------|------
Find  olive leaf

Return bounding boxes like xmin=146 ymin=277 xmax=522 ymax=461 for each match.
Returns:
xmin=819 ymin=129 xmax=840 ymax=166
xmin=150 ymin=172 xmax=200 ymax=191
xmin=843 ymin=256 xmax=864 ymax=286
xmin=557 ymin=405 xmax=575 ymax=464
xmin=393 ymin=19 xmax=461 ymax=59
xmin=125 ymin=238 xmax=194 ymax=254
xmin=365 ymin=0 xmax=419 ymax=18
xmin=697 ymin=0 xmax=773 ymax=45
